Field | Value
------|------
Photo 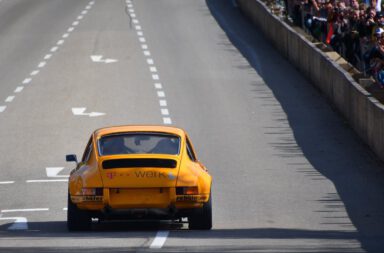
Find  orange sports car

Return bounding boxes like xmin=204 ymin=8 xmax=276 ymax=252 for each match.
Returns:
xmin=66 ymin=125 xmax=212 ymax=230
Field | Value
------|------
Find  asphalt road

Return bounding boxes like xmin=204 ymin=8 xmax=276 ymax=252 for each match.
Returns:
xmin=0 ymin=0 xmax=384 ymax=252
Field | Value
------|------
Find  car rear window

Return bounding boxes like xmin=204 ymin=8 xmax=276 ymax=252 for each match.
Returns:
xmin=98 ymin=132 xmax=180 ymax=156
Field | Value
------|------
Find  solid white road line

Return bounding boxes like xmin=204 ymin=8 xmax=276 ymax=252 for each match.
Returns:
xmin=150 ymin=231 xmax=169 ymax=249
xmin=0 ymin=217 xmax=28 ymax=230
xmin=0 ymin=106 xmax=6 ymax=112
xmin=0 ymin=181 xmax=14 ymax=184
xmin=5 ymin=96 xmax=15 ymax=102
xmin=26 ymin=179 xmax=68 ymax=183
xmin=1 ymin=208 xmax=49 ymax=213
xmin=63 ymin=207 xmax=68 ymax=211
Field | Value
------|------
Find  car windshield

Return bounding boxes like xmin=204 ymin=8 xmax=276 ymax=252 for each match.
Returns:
xmin=98 ymin=133 xmax=180 ymax=156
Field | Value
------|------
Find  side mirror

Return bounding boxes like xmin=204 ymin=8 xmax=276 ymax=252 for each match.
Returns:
xmin=66 ymin=154 xmax=78 ymax=164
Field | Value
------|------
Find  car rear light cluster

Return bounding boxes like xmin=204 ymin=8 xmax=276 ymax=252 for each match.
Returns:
xmin=176 ymin=186 xmax=198 ymax=195
xmin=81 ymin=188 xmax=103 ymax=196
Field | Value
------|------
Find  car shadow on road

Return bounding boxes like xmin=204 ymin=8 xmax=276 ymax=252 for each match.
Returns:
xmin=206 ymin=0 xmax=384 ymax=253
xmin=0 ymin=224 xmax=364 ymax=252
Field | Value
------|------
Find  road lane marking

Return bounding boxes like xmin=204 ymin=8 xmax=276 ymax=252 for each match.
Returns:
xmin=38 ymin=61 xmax=47 ymax=68
xmin=161 ymin=108 xmax=169 ymax=115
xmin=50 ymin=46 xmax=58 ymax=52
xmin=72 ymin=107 xmax=106 ymax=117
xmin=26 ymin=179 xmax=68 ymax=183
xmin=63 ymin=207 xmax=68 ymax=211
xmin=128 ymin=1 xmax=172 ymax=247
xmin=157 ymin=91 xmax=165 ymax=98
xmin=46 ymin=167 xmax=68 ymax=178
xmin=0 ymin=181 xmax=14 ymax=184
xmin=14 ymin=87 xmax=24 ymax=93
xmin=23 ymin=78 xmax=32 ymax=84
xmin=147 ymin=58 xmax=154 ymax=65
xmin=0 ymin=1 xmax=94 ymax=114
xmin=150 ymin=231 xmax=169 ymax=249
xmin=1 ymin=208 xmax=49 ymax=213
xmin=30 ymin=70 xmax=39 ymax=76
xmin=163 ymin=118 xmax=172 ymax=125
xmin=5 ymin=96 xmax=15 ymax=102
xmin=0 ymin=217 xmax=28 ymax=230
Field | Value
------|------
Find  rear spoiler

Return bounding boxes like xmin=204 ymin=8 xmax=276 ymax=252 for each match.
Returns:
xmin=102 ymin=158 xmax=177 ymax=169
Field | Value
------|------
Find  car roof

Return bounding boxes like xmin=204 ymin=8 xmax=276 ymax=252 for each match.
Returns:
xmin=93 ymin=125 xmax=186 ymax=139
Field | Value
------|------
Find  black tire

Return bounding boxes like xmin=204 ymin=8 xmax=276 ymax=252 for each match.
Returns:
xmin=67 ymin=193 xmax=92 ymax=231
xmin=189 ymin=192 xmax=212 ymax=230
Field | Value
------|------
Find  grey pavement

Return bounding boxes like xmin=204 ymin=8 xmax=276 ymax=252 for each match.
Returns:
xmin=0 ymin=0 xmax=383 ymax=252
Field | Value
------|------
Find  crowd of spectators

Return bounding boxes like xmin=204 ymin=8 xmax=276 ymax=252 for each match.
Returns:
xmin=285 ymin=0 xmax=384 ymax=87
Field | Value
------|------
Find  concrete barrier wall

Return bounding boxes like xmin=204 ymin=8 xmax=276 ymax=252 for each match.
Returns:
xmin=237 ymin=0 xmax=384 ymax=162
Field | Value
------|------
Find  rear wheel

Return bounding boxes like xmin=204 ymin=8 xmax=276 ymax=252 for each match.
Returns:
xmin=189 ymin=193 xmax=212 ymax=230
xmin=67 ymin=193 xmax=91 ymax=231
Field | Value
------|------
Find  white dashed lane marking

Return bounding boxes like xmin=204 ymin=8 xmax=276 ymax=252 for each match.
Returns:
xmin=0 ymin=1 xmax=95 ymax=115
xmin=30 ymin=70 xmax=39 ymax=76
xmin=22 ymin=78 xmax=32 ymax=84
xmin=26 ymin=179 xmax=68 ymax=183
xmin=38 ymin=61 xmax=47 ymax=68
xmin=0 ymin=181 xmax=14 ymax=184
xmin=126 ymin=1 xmax=172 ymax=248
xmin=5 ymin=96 xmax=15 ymax=103
xmin=14 ymin=87 xmax=24 ymax=93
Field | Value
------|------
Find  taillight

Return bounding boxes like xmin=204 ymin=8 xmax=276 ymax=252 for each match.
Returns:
xmin=176 ymin=186 xmax=198 ymax=195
